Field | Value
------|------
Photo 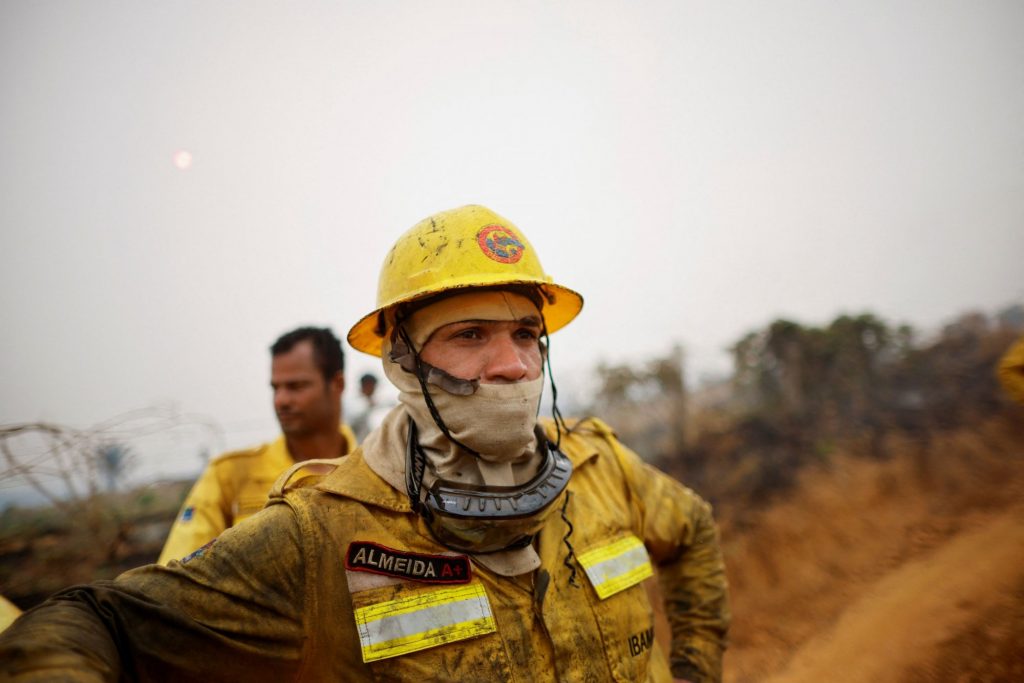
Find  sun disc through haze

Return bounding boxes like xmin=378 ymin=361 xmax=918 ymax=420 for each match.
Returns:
xmin=172 ymin=150 xmax=193 ymax=171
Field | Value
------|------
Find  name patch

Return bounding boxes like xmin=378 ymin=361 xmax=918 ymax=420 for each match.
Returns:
xmin=628 ymin=627 xmax=655 ymax=657
xmin=346 ymin=541 xmax=471 ymax=584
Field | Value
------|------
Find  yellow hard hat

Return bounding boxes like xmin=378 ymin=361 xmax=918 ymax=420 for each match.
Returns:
xmin=348 ymin=205 xmax=584 ymax=356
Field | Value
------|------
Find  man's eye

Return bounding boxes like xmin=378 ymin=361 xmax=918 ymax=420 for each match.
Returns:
xmin=516 ymin=328 xmax=540 ymax=340
xmin=454 ymin=328 xmax=481 ymax=340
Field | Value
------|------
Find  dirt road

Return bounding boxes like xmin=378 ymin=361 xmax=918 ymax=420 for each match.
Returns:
xmin=719 ymin=420 xmax=1024 ymax=683
xmin=765 ymin=507 xmax=1024 ymax=682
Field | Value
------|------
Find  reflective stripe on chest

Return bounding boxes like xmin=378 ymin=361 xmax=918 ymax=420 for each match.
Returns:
xmin=353 ymin=583 xmax=497 ymax=663
xmin=577 ymin=534 xmax=653 ymax=599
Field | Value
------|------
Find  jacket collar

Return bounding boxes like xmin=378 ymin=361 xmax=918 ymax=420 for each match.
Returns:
xmin=264 ymin=436 xmax=295 ymax=473
xmin=540 ymin=417 xmax=601 ymax=470
xmin=315 ymin=449 xmax=412 ymax=512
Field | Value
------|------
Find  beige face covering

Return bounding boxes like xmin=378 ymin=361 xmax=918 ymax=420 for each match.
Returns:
xmin=362 ymin=290 xmax=554 ymax=576
xmin=383 ymin=290 xmax=546 ymax=488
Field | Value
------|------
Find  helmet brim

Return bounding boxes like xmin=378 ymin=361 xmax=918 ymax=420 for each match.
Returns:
xmin=347 ymin=282 xmax=584 ymax=357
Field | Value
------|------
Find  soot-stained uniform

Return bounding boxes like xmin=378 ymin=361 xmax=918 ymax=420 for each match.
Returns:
xmin=0 ymin=419 xmax=729 ymax=682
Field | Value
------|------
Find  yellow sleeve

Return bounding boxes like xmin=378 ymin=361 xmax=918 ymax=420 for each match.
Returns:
xmin=0 ymin=502 xmax=307 ymax=681
xmin=157 ymin=462 xmax=230 ymax=565
xmin=998 ymin=336 xmax=1024 ymax=405
xmin=0 ymin=595 xmax=21 ymax=633
xmin=597 ymin=423 xmax=730 ymax=683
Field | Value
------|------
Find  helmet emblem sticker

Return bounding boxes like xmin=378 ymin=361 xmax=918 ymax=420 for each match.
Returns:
xmin=477 ymin=225 xmax=526 ymax=264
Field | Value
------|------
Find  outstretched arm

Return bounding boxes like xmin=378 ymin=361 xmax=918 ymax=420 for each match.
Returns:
xmin=0 ymin=501 xmax=307 ymax=682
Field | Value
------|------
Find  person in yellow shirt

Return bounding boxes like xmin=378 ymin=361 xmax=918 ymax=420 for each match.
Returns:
xmin=158 ymin=326 xmax=356 ymax=564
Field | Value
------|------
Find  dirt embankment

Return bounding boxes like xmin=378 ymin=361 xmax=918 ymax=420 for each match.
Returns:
xmin=767 ymin=508 xmax=1024 ymax=682
xmin=719 ymin=417 xmax=1024 ymax=682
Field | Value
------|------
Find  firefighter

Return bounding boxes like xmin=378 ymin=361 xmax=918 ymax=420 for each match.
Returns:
xmin=158 ymin=326 xmax=356 ymax=563
xmin=0 ymin=205 xmax=729 ymax=682
xmin=998 ymin=335 xmax=1024 ymax=405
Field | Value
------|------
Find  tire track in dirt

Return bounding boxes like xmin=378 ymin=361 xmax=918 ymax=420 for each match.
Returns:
xmin=764 ymin=507 xmax=1024 ymax=683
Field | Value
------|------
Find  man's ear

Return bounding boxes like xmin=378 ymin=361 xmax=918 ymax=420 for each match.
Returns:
xmin=331 ymin=372 xmax=345 ymax=395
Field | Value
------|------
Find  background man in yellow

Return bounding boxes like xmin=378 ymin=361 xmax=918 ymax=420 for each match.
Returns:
xmin=0 ymin=206 xmax=728 ymax=682
xmin=158 ymin=326 xmax=356 ymax=563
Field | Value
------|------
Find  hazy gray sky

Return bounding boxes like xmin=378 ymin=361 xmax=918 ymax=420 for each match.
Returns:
xmin=2 ymin=1 xmax=1022 ymax=489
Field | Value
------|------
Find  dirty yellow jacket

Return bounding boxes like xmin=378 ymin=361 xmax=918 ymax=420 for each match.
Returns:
xmin=998 ymin=336 xmax=1024 ymax=405
xmin=0 ymin=419 xmax=728 ymax=682
xmin=157 ymin=424 xmax=356 ymax=564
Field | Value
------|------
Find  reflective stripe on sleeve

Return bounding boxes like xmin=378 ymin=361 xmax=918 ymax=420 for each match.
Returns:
xmin=577 ymin=534 xmax=654 ymax=600
xmin=353 ymin=583 xmax=496 ymax=662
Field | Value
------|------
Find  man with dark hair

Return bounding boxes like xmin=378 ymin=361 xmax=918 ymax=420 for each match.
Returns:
xmin=270 ymin=326 xmax=346 ymax=381
xmin=157 ymin=326 xmax=356 ymax=564
xmin=351 ymin=371 xmax=392 ymax=441
xmin=358 ymin=372 xmax=377 ymax=395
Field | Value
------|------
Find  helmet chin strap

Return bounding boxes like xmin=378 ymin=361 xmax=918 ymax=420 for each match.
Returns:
xmin=404 ymin=417 xmax=430 ymax=517
xmin=395 ymin=324 xmax=482 ymax=457
xmin=542 ymin=325 xmax=570 ymax=451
